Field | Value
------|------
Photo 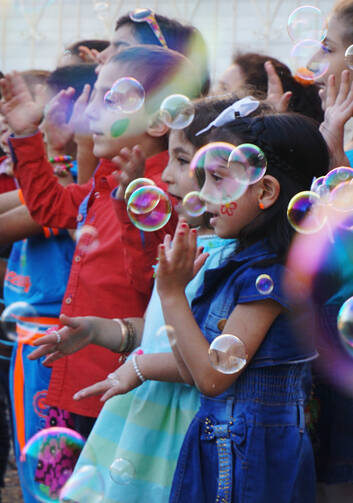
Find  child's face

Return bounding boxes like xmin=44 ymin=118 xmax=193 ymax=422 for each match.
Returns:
xmin=162 ymin=130 xmax=203 ymax=224
xmin=96 ymin=24 xmax=139 ymax=71
xmin=202 ymin=154 xmax=261 ymax=239
xmin=315 ymin=15 xmax=353 ymax=102
xmin=86 ymin=62 xmax=149 ymax=159
xmin=211 ymin=63 xmax=245 ymax=96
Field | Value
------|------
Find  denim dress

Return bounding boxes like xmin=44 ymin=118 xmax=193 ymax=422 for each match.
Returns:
xmin=169 ymin=241 xmax=317 ymax=503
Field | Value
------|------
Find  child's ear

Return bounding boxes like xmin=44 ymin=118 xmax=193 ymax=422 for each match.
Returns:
xmin=147 ymin=113 xmax=170 ymax=138
xmin=258 ymin=175 xmax=280 ymax=209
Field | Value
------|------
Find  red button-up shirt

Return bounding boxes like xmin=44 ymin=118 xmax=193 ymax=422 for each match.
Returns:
xmin=10 ymin=132 xmax=173 ymax=417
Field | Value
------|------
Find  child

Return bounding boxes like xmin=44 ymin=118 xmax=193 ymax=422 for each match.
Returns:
xmin=0 ymin=46 xmax=201 ymax=436
xmin=153 ymin=112 xmax=330 ymax=503
xmin=30 ymin=96 xmax=267 ymax=502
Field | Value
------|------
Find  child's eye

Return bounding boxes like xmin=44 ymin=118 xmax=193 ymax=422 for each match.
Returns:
xmin=211 ymin=172 xmax=223 ymax=182
xmin=177 ymin=157 xmax=189 ymax=166
xmin=321 ymin=43 xmax=332 ymax=54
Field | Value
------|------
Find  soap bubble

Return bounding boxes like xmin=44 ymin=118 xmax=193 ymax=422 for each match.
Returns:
xmin=291 ymin=39 xmax=329 ymax=82
xmin=127 ymin=185 xmax=160 ymax=215
xmin=310 ymin=176 xmax=330 ymax=201
xmin=255 ymin=274 xmax=274 ymax=295
xmin=104 ymin=78 xmax=145 ymax=114
xmin=127 ymin=186 xmax=172 ymax=231
xmin=190 ymin=142 xmax=249 ymax=205
xmin=228 ymin=143 xmax=267 ymax=185
xmin=60 ymin=465 xmax=104 ymax=503
xmin=19 ymin=427 xmax=85 ymax=503
xmin=109 ymin=457 xmax=135 ymax=485
xmin=287 ymin=191 xmax=326 ymax=234
xmin=287 ymin=5 xmax=325 ymax=42
xmin=330 ymin=180 xmax=353 ymax=212
xmin=1 ymin=302 xmax=39 ymax=342
xmin=182 ymin=191 xmax=206 ymax=217
xmin=345 ymin=45 xmax=353 ymax=70
xmin=324 ymin=166 xmax=353 ymax=192
xmin=124 ymin=177 xmax=155 ymax=203
xmin=337 ymin=297 xmax=353 ymax=356
xmin=208 ymin=334 xmax=247 ymax=374
xmin=159 ymin=94 xmax=195 ymax=129
xmin=75 ymin=225 xmax=99 ymax=253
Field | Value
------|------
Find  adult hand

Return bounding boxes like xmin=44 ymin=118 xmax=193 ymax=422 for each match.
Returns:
xmin=0 ymin=71 xmax=47 ymax=136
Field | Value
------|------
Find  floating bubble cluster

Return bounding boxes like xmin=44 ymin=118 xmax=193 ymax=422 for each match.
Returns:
xmin=208 ymin=334 xmax=247 ymax=374
xmin=127 ymin=186 xmax=172 ymax=232
xmin=182 ymin=191 xmax=206 ymax=217
xmin=109 ymin=457 xmax=136 ymax=485
xmin=287 ymin=5 xmax=325 ymax=42
xmin=291 ymin=39 xmax=329 ymax=82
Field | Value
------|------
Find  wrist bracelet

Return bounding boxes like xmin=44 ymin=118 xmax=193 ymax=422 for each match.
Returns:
xmin=49 ymin=155 xmax=73 ymax=163
xmin=132 ymin=353 xmax=145 ymax=383
xmin=113 ymin=318 xmax=128 ymax=352
xmin=123 ymin=319 xmax=137 ymax=354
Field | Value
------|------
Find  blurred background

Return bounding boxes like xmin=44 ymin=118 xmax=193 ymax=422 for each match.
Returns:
xmin=0 ymin=0 xmax=333 ymax=80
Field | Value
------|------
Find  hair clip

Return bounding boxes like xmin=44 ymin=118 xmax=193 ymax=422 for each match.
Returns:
xmin=195 ymin=96 xmax=260 ymax=136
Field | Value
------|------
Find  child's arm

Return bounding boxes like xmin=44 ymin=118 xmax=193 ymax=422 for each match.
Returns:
xmin=0 ymin=189 xmax=22 ymax=214
xmin=28 ymin=313 xmax=144 ymax=365
xmin=0 ymin=205 xmax=43 ymax=244
xmin=156 ymin=222 xmax=283 ymax=397
xmin=319 ymin=70 xmax=353 ymax=170
xmin=73 ymin=352 xmax=191 ymax=403
xmin=0 ymin=72 xmax=91 ymax=228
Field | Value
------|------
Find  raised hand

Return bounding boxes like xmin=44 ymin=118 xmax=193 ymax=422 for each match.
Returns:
xmin=264 ymin=61 xmax=292 ymax=113
xmin=73 ymin=359 xmax=141 ymax=402
xmin=0 ymin=71 xmax=46 ymax=135
xmin=69 ymin=83 xmax=92 ymax=137
xmin=78 ymin=45 xmax=101 ymax=64
xmin=41 ymin=87 xmax=76 ymax=155
xmin=156 ymin=219 xmax=209 ymax=297
xmin=28 ymin=314 xmax=96 ymax=365
xmin=319 ymin=70 xmax=353 ymax=169
xmin=112 ymin=145 xmax=146 ymax=199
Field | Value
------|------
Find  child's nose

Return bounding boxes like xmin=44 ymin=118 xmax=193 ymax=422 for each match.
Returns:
xmin=161 ymin=163 xmax=174 ymax=183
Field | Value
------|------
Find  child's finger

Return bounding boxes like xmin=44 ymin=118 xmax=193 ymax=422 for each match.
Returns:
xmin=164 ymin=234 xmax=172 ymax=249
xmin=193 ymin=252 xmax=210 ymax=276
xmin=59 ymin=313 xmax=81 ymax=330
xmin=336 ymin=70 xmax=350 ymax=105
xmin=278 ymin=91 xmax=292 ymax=113
xmin=0 ymin=78 xmax=12 ymax=102
xmin=325 ymin=74 xmax=336 ymax=109
xmin=27 ymin=343 xmax=54 ymax=359
xmin=118 ymin=147 xmax=132 ymax=163
xmin=100 ymin=385 xmax=121 ymax=402
xmin=73 ymin=380 xmax=109 ymax=400
xmin=42 ymin=351 xmax=62 ymax=365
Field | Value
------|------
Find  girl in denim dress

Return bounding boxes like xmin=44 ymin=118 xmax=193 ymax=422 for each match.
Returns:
xmin=156 ymin=113 xmax=330 ymax=503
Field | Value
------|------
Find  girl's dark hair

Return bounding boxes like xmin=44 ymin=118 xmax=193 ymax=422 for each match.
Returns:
xmin=209 ymin=113 xmax=330 ymax=260
xmin=233 ymin=52 xmax=324 ymax=122
xmin=333 ymin=0 xmax=353 ymax=45
xmin=116 ymin=14 xmax=210 ymax=96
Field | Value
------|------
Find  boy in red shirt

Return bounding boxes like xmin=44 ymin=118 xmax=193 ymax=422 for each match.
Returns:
xmin=0 ymin=45 xmax=201 ymax=435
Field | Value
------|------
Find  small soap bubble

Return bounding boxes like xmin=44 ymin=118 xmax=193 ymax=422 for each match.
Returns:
xmin=60 ymin=465 xmax=104 ymax=503
xmin=291 ymin=39 xmax=329 ymax=82
xmin=156 ymin=325 xmax=175 ymax=338
xmin=228 ymin=143 xmax=267 ymax=185
xmin=156 ymin=325 xmax=176 ymax=349
xmin=75 ymin=225 xmax=99 ymax=253
xmin=127 ymin=187 xmax=172 ymax=232
xmin=324 ymin=166 xmax=353 ymax=192
xmin=310 ymin=176 xmax=330 ymax=201
xmin=109 ymin=457 xmax=135 ymax=485
xmin=182 ymin=191 xmax=206 ymax=217
xmin=330 ymin=180 xmax=353 ymax=212
xmin=345 ymin=45 xmax=353 ymax=70
xmin=19 ymin=427 xmax=85 ymax=503
xmin=93 ymin=1 xmax=109 ymax=21
xmin=127 ymin=185 xmax=161 ymax=215
xmin=255 ymin=274 xmax=274 ymax=295
xmin=159 ymin=94 xmax=195 ymax=129
xmin=190 ymin=142 xmax=249 ymax=205
xmin=338 ymin=297 xmax=353 ymax=355
xmin=287 ymin=191 xmax=326 ymax=234
xmin=104 ymin=78 xmax=145 ymax=114
xmin=1 ymin=302 xmax=39 ymax=343
xmin=287 ymin=5 xmax=325 ymax=42
xmin=208 ymin=334 xmax=247 ymax=374
xmin=124 ymin=178 xmax=156 ymax=203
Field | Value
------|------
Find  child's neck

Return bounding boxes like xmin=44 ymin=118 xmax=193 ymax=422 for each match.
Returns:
xmin=140 ymin=135 xmax=168 ymax=159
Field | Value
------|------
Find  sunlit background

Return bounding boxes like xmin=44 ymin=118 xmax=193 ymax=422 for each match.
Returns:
xmin=0 ymin=0 xmax=333 ymax=80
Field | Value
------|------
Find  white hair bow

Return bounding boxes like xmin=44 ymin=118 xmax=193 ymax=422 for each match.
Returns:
xmin=195 ymin=96 xmax=260 ymax=136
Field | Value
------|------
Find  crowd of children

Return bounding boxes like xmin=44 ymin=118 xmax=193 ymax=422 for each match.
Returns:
xmin=1 ymin=1 xmax=353 ymax=502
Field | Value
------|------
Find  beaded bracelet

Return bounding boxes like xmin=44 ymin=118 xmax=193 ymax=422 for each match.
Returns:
xmin=49 ymin=155 xmax=74 ymax=177
xmin=132 ymin=353 xmax=145 ymax=383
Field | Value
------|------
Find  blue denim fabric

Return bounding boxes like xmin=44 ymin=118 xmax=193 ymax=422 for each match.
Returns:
xmin=192 ymin=240 xmax=317 ymax=369
xmin=169 ymin=365 xmax=315 ymax=503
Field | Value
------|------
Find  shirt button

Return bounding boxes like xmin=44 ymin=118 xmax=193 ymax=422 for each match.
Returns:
xmin=77 ymin=214 xmax=83 ymax=222
xmin=65 ymin=297 xmax=72 ymax=304
xmin=74 ymin=256 xmax=81 ymax=263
